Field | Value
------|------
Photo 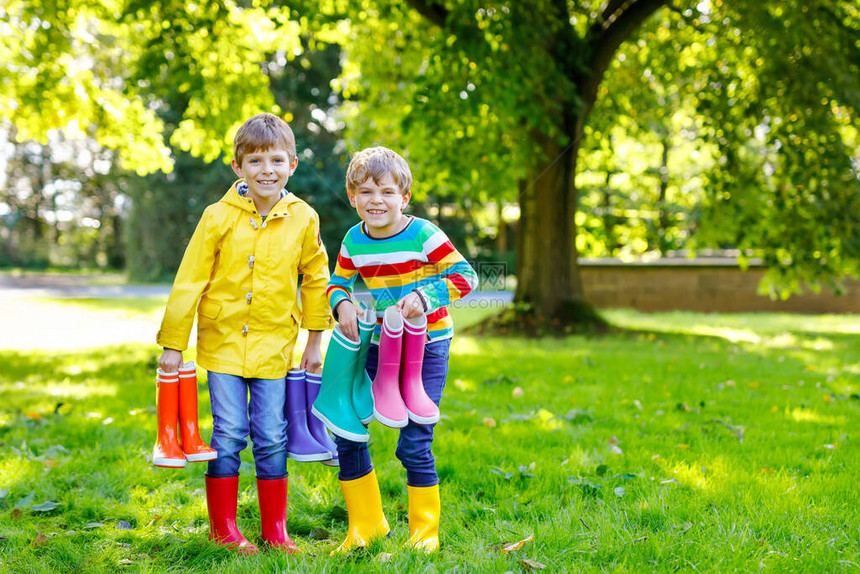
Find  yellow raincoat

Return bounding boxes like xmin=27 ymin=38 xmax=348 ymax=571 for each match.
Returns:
xmin=156 ymin=181 xmax=333 ymax=378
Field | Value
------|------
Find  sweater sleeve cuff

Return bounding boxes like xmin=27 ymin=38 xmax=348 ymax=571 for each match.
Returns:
xmin=412 ymin=288 xmax=431 ymax=313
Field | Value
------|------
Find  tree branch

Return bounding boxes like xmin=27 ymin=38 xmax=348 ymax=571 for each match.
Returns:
xmin=581 ymin=0 xmax=673 ymax=113
xmin=404 ymin=0 xmax=449 ymax=28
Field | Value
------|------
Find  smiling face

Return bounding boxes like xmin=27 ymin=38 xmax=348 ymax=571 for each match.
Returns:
xmin=231 ymin=146 xmax=298 ymax=215
xmin=348 ymin=173 xmax=411 ymax=238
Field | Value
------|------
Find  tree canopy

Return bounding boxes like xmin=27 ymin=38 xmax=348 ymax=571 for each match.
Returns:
xmin=2 ymin=0 xmax=858 ymax=321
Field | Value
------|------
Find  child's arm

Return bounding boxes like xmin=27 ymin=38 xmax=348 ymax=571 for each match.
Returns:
xmin=297 ymin=210 xmax=334 ymax=332
xmin=404 ymin=223 xmax=478 ymax=314
xmin=299 ymin=330 xmax=324 ymax=373
xmin=326 ymin=233 xmax=361 ymax=339
xmin=156 ymin=208 xmax=219 ymax=355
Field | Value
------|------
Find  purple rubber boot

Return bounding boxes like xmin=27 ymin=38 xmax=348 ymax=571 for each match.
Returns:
xmin=305 ymin=372 xmax=339 ymax=467
xmin=286 ymin=369 xmax=332 ymax=462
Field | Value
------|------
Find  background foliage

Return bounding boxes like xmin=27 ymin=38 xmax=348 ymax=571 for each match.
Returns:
xmin=0 ymin=1 xmax=858 ymax=301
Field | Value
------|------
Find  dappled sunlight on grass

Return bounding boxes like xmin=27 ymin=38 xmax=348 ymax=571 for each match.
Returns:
xmin=0 ymin=457 xmax=34 ymax=487
xmin=448 ymin=335 xmax=488 ymax=356
xmin=683 ymin=324 xmax=762 ymax=344
xmin=604 ymin=310 xmax=860 ymax=355
xmin=2 ymin=380 xmax=119 ymax=402
xmin=786 ymin=407 xmax=848 ymax=426
xmin=761 ymin=333 xmax=836 ymax=351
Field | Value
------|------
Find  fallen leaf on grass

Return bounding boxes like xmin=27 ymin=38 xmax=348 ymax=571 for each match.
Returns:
xmin=118 ymin=559 xmax=133 ymax=566
xmin=521 ymin=558 xmax=546 ymax=570
xmin=676 ymin=402 xmax=691 ymax=412
xmin=498 ymin=533 xmax=535 ymax=554
xmin=512 ymin=387 xmax=524 ymax=398
xmin=482 ymin=417 xmax=497 ymax=428
xmin=14 ymin=493 xmax=35 ymax=509
xmin=11 ymin=509 xmax=23 ymax=520
xmin=32 ymin=501 xmax=61 ymax=512
xmin=31 ymin=532 xmax=49 ymax=547
xmin=309 ymin=527 xmax=330 ymax=540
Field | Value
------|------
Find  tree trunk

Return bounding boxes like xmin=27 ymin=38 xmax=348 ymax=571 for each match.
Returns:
xmin=511 ymin=0 xmax=670 ymax=328
xmin=514 ymin=128 xmax=595 ymax=324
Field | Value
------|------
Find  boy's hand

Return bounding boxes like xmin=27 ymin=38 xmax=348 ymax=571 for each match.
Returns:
xmin=300 ymin=343 xmax=323 ymax=374
xmin=397 ymin=292 xmax=425 ymax=319
xmin=335 ymin=300 xmax=360 ymax=342
xmin=158 ymin=349 xmax=184 ymax=373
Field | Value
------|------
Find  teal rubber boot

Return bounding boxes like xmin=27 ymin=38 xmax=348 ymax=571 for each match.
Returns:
xmin=352 ymin=305 xmax=376 ymax=424
xmin=312 ymin=326 xmax=370 ymax=443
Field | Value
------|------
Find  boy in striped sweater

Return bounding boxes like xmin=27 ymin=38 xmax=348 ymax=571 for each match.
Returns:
xmin=326 ymin=146 xmax=477 ymax=552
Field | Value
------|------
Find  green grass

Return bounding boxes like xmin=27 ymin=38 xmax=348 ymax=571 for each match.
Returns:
xmin=37 ymin=297 xmax=169 ymax=317
xmin=1 ymin=306 xmax=859 ymax=572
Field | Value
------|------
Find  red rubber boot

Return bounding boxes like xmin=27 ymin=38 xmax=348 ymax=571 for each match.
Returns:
xmin=205 ymin=476 xmax=258 ymax=555
xmin=257 ymin=477 xmax=299 ymax=554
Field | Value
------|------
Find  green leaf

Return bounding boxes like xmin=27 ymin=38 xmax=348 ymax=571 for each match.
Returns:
xmin=31 ymin=501 xmax=61 ymax=512
xmin=14 ymin=493 xmax=35 ymax=510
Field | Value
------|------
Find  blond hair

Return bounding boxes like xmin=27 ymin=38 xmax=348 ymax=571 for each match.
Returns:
xmin=346 ymin=147 xmax=413 ymax=194
xmin=233 ymin=113 xmax=296 ymax=165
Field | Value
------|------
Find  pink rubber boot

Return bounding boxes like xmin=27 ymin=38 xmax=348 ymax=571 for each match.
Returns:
xmin=371 ymin=307 xmax=409 ymax=428
xmin=400 ymin=314 xmax=440 ymax=424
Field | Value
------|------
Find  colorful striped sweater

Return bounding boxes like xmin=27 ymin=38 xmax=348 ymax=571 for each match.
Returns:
xmin=327 ymin=217 xmax=478 ymax=342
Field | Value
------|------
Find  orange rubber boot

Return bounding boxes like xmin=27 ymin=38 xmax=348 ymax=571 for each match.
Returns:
xmin=178 ymin=362 xmax=217 ymax=462
xmin=152 ymin=369 xmax=186 ymax=468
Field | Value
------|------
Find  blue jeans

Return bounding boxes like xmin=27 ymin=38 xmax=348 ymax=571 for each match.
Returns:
xmin=206 ymin=372 xmax=288 ymax=480
xmin=335 ymin=338 xmax=451 ymax=487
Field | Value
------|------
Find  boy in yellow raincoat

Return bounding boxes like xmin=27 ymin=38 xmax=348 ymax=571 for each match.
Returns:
xmin=156 ymin=113 xmax=332 ymax=554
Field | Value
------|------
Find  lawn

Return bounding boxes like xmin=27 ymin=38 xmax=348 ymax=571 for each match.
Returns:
xmin=1 ymin=304 xmax=858 ymax=572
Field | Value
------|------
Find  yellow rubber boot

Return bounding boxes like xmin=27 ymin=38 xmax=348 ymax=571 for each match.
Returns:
xmin=332 ymin=469 xmax=390 ymax=554
xmin=405 ymin=484 xmax=440 ymax=552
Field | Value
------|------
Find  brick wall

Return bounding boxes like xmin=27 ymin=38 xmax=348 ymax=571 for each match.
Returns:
xmin=579 ymin=259 xmax=860 ymax=314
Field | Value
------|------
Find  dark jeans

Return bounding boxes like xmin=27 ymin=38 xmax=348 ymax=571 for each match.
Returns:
xmin=335 ymin=338 xmax=451 ymax=487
